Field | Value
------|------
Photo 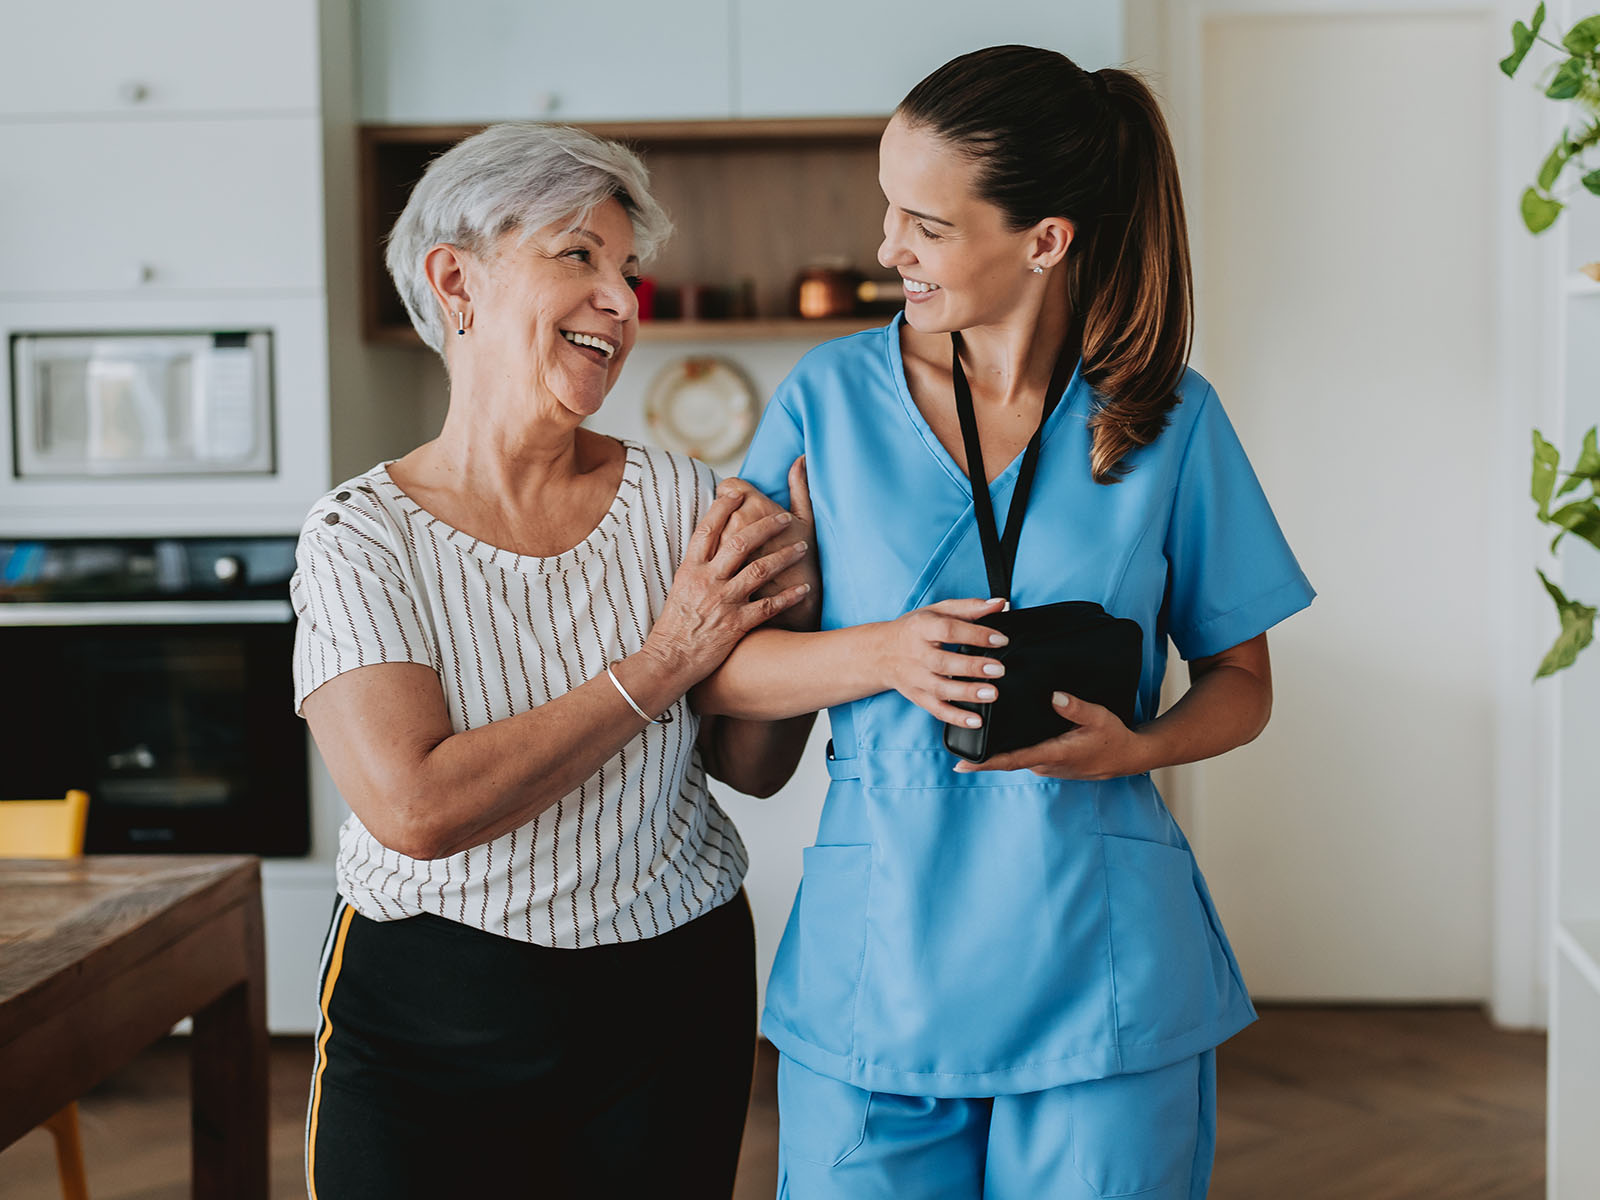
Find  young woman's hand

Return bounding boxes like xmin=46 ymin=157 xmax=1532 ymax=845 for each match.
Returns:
xmin=715 ymin=457 xmax=820 ymax=631
xmin=952 ymin=692 xmax=1150 ymax=780
xmin=877 ymin=597 xmax=1010 ymax=727
xmin=642 ymin=490 xmax=812 ymax=683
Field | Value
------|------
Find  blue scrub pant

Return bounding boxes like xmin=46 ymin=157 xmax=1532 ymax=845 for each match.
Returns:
xmin=776 ymin=1051 xmax=1217 ymax=1200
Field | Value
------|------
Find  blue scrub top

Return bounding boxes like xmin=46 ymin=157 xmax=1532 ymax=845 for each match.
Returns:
xmin=740 ymin=314 xmax=1315 ymax=1098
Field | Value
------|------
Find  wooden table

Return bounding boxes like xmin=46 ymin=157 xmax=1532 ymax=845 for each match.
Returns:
xmin=0 ymin=856 xmax=268 ymax=1198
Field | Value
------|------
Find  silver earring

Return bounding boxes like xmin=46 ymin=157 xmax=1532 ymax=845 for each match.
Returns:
xmin=1031 ymin=265 xmax=1045 ymax=275
xmin=456 ymin=311 xmax=466 ymax=335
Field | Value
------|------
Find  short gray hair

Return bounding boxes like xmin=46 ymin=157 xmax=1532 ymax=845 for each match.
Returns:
xmin=385 ymin=123 xmax=672 ymax=355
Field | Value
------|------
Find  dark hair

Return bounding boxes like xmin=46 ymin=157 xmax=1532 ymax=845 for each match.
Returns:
xmin=897 ymin=45 xmax=1193 ymax=482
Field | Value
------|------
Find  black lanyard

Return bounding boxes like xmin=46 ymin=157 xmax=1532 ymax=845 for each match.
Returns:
xmin=950 ymin=331 xmax=1077 ymax=602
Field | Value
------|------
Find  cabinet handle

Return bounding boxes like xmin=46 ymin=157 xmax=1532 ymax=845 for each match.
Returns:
xmin=120 ymin=81 xmax=151 ymax=104
xmin=532 ymin=91 xmax=560 ymax=115
xmin=133 ymin=263 xmax=156 ymax=286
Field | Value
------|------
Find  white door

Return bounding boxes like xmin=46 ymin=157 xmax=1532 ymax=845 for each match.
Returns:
xmin=1168 ymin=8 xmax=1500 ymax=1000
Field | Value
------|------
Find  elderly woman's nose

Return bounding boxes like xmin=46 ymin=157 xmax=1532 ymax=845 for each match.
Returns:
xmin=595 ymin=272 xmax=640 ymax=320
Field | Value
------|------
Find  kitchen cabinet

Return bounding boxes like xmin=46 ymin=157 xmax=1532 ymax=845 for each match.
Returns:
xmin=0 ymin=119 xmax=324 ymax=296
xmin=356 ymin=0 xmax=734 ymax=123
xmin=734 ymin=0 xmax=1122 ymax=117
xmin=0 ymin=0 xmax=318 ymax=117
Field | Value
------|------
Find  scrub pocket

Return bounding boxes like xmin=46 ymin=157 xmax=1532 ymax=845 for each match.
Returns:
xmin=777 ymin=1054 xmax=870 ymax=1166
xmin=1067 ymin=1056 xmax=1202 ymax=1198
xmin=1101 ymin=835 xmax=1234 ymax=1047
xmin=788 ymin=843 xmax=873 ymax=1059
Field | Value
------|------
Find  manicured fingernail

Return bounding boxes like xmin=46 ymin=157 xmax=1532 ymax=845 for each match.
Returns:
xmin=776 ymin=512 xmax=792 ymax=525
xmin=793 ymin=541 xmax=808 ymax=552
xmin=966 ymin=716 xmax=983 ymax=728
xmin=982 ymin=663 xmax=1004 ymax=677
xmin=989 ymin=633 xmax=1008 ymax=646
xmin=796 ymin=583 xmax=811 ymax=594
xmin=977 ymin=687 xmax=997 ymax=701
xmin=1052 ymin=692 xmax=1070 ymax=706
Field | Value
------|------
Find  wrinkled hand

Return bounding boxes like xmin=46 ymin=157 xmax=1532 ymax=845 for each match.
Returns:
xmin=878 ymin=598 xmax=1010 ymax=726
xmin=716 ymin=457 xmax=821 ymax=631
xmin=952 ymin=691 xmax=1149 ymax=779
xmin=644 ymin=489 xmax=812 ymax=682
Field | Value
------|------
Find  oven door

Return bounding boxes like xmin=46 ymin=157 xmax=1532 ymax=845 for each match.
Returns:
xmin=1 ymin=600 xmax=308 ymax=856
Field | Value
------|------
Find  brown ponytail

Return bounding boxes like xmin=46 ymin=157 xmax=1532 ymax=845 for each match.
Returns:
xmin=897 ymin=47 xmax=1193 ymax=483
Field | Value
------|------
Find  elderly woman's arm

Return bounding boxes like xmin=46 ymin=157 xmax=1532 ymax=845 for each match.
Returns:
xmin=303 ymin=495 xmax=809 ymax=860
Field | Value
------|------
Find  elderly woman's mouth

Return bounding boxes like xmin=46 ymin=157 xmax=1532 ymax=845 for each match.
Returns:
xmin=562 ymin=330 xmax=619 ymax=361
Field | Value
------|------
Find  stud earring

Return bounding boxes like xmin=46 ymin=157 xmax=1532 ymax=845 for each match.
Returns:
xmin=1031 ymin=265 xmax=1045 ymax=275
xmin=456 ymin=311 xmax=466 ymax=335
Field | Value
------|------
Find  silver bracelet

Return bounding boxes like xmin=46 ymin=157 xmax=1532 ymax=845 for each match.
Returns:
xmin=606 ymin=662 xmax=674 ymax=725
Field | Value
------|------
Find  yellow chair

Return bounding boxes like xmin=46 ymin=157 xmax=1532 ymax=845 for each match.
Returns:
xmin=0 ymin=789 xmax=92 ymax=1200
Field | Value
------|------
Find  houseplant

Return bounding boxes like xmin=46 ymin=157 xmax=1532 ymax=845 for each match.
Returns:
xmin=1501 ymin=4 xmax=1600 ymax=676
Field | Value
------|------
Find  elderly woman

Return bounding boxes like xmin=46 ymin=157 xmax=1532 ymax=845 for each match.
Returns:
xmin=291 ymin=123 xmax=815 ymax=1198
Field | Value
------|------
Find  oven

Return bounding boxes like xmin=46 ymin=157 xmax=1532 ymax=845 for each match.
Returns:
xmin=0 ymin=535 xmax=308 ymax=856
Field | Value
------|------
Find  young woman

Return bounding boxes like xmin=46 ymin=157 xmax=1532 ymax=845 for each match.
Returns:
xmin=699 ymin=46 xmax=1314 ymax=1198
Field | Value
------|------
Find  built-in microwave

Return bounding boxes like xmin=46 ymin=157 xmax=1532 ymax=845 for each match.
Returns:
xmin=10 ymin=330 xmax=274 ymax=479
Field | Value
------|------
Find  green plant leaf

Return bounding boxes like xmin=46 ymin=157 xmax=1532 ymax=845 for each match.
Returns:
xmin=1502 ymin=19 xmax=1537 ymax=76
xmin=1562 ymin=14 xmax=1600 ymax=54
xmin=1546 ymin=56 xmax=1588 ymax=99
xmin=1534 ymin=429 xmax=1561 ymax=518
xmin=1533 ymin=2 xmax=1546 ymax=36
xmin=1584 ymin=167 xmax=1600 ymax=195
xmin=1522 ymin=187 xmax=1564 ymax=232
xmin=1556 ymin=427 xmax=1600 ymax=497
xmin=1547 ymin=496 xmax=1600 ymax=552
xmin=1538 ymin=141 xmax=1570 ymax=189
xmin=1536 ymin=569 xmax=1597 ymax=678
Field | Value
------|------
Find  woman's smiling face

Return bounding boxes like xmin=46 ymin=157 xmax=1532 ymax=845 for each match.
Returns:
xmin=469 ymin=196 xmax=641 ymax=422
xmin=877 ymin=115 xmax=1045 ymax=335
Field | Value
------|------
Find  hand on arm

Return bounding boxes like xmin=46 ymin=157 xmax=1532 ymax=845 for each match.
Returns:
xmin=952 ymin=633 xmax=1274 ymax=779
xmin=691 ymin=456 xmax=822 ymax=796
xmin=715 ymin=456 xmax=821 ymax=632
xmin=692 ymin=596 xmax=1011 ymax=722
xmin=303 ymin=491 xmax=813 ymax=859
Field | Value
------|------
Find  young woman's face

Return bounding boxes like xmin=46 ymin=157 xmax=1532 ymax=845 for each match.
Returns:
xmin=876 ymin=116 xmax=1042 ymax=334
xmin=469 ymin=196 xmax=641 ymax=421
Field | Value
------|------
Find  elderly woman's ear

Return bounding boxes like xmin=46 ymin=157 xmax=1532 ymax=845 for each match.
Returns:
xmin=423 ymin=242 xmax=474 ymax=335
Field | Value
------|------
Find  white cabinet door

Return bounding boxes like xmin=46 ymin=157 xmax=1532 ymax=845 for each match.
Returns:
xmin=357 ymin=0 xmax=733 ymax=123
xmin=735 ymin=0 xmax=1122 ymax=117
xmin=0 ymin=119 xmax=324 ymax=296
xmin=0 ymin=0 xmax=319 ymax=116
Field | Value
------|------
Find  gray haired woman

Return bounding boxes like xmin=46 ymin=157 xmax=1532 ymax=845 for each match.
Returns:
xmin=292 ymin=123 xmax=817 ymax=1197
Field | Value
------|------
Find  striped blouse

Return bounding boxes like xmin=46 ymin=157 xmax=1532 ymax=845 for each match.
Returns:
xmin=289 ymin=440 xmax=748 ymax=948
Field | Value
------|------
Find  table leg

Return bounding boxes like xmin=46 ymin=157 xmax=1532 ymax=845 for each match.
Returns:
xmin=190 ymin=896 xmax=269 ymax=1200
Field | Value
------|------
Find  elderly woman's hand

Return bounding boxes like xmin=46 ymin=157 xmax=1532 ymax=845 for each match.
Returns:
xmin=716 ymin=457 xmax=821 ymax=631
xmin=640 ymin=488 xmax=813 ymax=684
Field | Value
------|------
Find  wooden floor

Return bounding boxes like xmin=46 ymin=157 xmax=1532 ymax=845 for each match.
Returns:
xmin=0 ymin=1006 xmax=1544 ymax=1199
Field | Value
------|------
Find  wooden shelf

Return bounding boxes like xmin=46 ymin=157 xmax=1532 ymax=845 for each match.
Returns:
xmin=368 ymin=316 xmax=886 ymax=348
xmin=360 ymin=118 xmax=892 ymax=345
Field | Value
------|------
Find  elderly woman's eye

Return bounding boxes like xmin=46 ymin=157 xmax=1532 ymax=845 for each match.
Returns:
xmin=625 ymin=275 xmax=643 ymax=291
xmin=564 ymin=247 xmax=592 ymax=262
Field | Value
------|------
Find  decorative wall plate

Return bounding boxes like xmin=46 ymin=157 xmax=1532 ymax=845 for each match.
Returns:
xmin=643 ymin=356 xmax=759 ymax=465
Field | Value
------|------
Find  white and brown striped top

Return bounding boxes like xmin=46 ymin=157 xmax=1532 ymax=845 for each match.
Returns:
xmin=289 ymin=440 xmax=748 ymax=948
